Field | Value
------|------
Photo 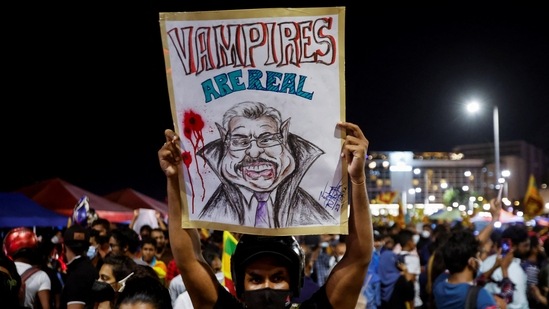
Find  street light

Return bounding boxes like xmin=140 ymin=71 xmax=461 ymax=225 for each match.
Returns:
xmin=466 ymin=100 xmax=501 ymax=189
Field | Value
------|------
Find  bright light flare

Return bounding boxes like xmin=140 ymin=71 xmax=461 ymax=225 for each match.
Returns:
xmin=466 ymin=100 xmax=481 ymax=113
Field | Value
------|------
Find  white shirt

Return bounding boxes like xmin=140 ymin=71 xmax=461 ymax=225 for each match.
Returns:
xmin=170 ymin=272 xmax=225 ymax=308
xmin=479 ymin=253 xmax=529 ymax=309
xmin=15 ymin=261 xmax=51 ymax=308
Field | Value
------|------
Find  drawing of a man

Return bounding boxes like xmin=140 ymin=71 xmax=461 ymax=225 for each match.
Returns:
xmin=197 ymin=101 xmax=337 ymax=228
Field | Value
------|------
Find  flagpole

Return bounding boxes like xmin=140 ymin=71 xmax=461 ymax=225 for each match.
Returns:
xmin=493 ymin=105 xmax=501 ymax=189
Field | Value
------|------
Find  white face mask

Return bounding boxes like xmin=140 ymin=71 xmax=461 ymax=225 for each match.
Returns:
xmin=412 ymin=234 xmax=420 ymax=244
xmin=421 ymin=230 xmax=431 ymax=238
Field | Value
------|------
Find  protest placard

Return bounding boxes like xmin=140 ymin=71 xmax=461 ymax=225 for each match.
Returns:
xmin=159 ymin=7 xmax=347 ymax=235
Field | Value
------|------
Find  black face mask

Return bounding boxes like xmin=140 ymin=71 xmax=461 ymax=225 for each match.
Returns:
xmin=242 ymin=288 xmax=292 ymax=309
xmin=91 ymin=280 xmax=115 ymax=303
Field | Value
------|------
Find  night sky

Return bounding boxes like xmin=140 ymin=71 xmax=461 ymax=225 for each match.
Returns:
xmin=3 ymin=1 xmax=548 ymax=201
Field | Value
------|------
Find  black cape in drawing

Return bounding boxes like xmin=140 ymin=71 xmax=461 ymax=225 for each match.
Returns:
xmin=196 ymin=133 xmax=337 ymax=228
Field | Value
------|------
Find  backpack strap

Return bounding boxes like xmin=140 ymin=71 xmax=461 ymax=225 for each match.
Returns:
xmin=465 ymin=285 xmax=481 ymax=309
xmin=19 ymin=266 xmax=42 ymax=305
xmin=21 ymin=266 xmax=41 ymax=282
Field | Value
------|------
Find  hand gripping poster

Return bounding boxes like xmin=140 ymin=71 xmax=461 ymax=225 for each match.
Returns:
xmin=159 ymin=7 xmax=347 ymax=236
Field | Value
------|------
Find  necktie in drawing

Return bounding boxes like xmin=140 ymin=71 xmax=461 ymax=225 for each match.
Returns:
xmin=254 ymin=192 xmax=269 ymax=227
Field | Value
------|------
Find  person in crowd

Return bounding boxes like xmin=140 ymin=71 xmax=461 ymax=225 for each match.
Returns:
xmin=171 ymin=246 xmax=225 ymax=308
xmin=151 ymin=228 xmax=173 ymax=267
xmin=379 ymin=248 xmax=415 ymax=309
xmin=329 ymin=240 xmax=347 ymax=272
xmin=426 ymin=198 xmax=502 ymax=309
xmin=432 ymin=228 xmax=500 ymax=309
xmin=291 ymin=247 xmax=321 ymax=304
xmin=139 ymin=236 xmax=167 ymax=285
xmin=362 ymin=231 xmax=383 ymax=309
xmin=91 ymin=218 xmax=112 ymax=262
xmin=521 ymin=233 xmax=547 ymax=308
xmin=139 ymin=224 xmax=153 ymax=240
xmin=529 ymin=238 xmax=548 ymax=308
xmin=37 ymin=238 xmax=64 ymax=309
xmin=93 ymin=253 xmax=137 ymax=309
xmin=60 ymin=224 xmax=98 ymax=309
xmin=164 ymin=259 xmax=179 ymax=289
xmin=158 ymin=121 xmax=373 ymax=308
xmin=380 ymin=233 xmax=395 ymax=254
xmin=311 ymin=234 xmax=336 ymax=287
xmin=129 ymin=210 xmax=167 ymax=237
xmin=417 ymin=223 xmax=433 ymax=306
xmin=109 ymin=226 xmax=148 ymax=266
xmin=0 ymin=249 xmax=26 ymax=309
xmin=479 ymin=224 xmax=531 ymax=309
xmin=89 ymin=229 xmax=105 ymax=272
xmin=3 ymin=226 xmax=52 ymax=309
xmin=115 ymin=265 xmax=172 ymax=309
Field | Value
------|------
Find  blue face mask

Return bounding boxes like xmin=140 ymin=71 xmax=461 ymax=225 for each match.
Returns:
xmin=86 ymin=245 xmax=98 ymax=260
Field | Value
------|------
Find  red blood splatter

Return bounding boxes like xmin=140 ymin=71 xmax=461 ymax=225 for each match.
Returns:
xmin=181 ymin=151 xmax=192 ymax=168
xmin=182 ymin=110 xmax=207 ymax=213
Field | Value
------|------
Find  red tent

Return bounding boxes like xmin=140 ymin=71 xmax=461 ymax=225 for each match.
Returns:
xmin=104 ymin=188 xmax=168 ymax=216
xmin=18 ymin=178 xmax=134 ymax=223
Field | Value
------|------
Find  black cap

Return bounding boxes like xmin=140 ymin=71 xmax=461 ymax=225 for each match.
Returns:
xmin=64 ymin=224 xmax=90 ymax=250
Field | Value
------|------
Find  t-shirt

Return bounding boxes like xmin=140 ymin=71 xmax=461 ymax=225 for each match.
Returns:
xmin=479 ymin=254 xmax=529 ymax=309
xmin=214 ymin=284 xmax=333 ymax=308
xmin=15 ymin=261 xmax=51 ymax=308
xmin=60 ymin=256 xmax=98 ymax=309
xmin=432 ymin=273 xmax=498 ymax=309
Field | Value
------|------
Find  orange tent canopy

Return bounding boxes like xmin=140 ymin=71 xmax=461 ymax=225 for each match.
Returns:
xmin=18 ymin=178 xmax=134 ymax=223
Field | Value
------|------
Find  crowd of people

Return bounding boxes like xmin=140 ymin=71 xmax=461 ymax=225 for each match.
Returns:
xmin=1 ymin=121 xmax=547 ymax=309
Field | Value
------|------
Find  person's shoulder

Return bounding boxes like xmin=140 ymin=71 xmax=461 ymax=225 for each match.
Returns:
xmin=432 ymin=271 xmax=449 ymax=289
xmin=68 ymin=257 xmax=98 ymax=278
xmin=169 ymin=274 xmax=184 ymax=286
xmin=33 ymin=268 xmax=51 ymax=280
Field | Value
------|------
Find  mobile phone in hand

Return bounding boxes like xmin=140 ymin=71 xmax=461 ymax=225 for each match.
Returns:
xmin=501 ymin=238 xmax=512 ymax=256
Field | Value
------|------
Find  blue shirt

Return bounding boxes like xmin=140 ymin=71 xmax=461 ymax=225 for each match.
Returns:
xmin=433 ymin=273 xmax=498 ymax=309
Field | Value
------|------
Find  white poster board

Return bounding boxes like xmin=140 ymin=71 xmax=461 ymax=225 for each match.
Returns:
xmin=159 ymin=7 xmax=347 ymax=236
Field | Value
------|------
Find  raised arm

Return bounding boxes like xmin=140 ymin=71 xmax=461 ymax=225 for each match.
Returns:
xmin=477 ymin=197 xmax=501 ymax=245
xmin=324 ymin=122 xmax=373 ymax=308
xmin=158 ymin=129 xmax=219 ymax=308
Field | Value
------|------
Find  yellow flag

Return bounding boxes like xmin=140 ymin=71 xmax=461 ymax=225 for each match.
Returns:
xmin=523 ymin=174 xmax=544 ymax=219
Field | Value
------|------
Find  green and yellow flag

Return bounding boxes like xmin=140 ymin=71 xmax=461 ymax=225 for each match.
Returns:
xmin=222 ymin=231 xmax=238 ymax=296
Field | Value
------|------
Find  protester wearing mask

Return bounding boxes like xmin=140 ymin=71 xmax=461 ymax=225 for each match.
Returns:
xmin=159 ymin=121 xmax=374 ymax=308
xmin=92 ymin=254 xmax=137 ymax=309
xmin=433 ymin=228 xmax=500 ymax=309
xmin=91 ymin=219 xmax=112 ymax=259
